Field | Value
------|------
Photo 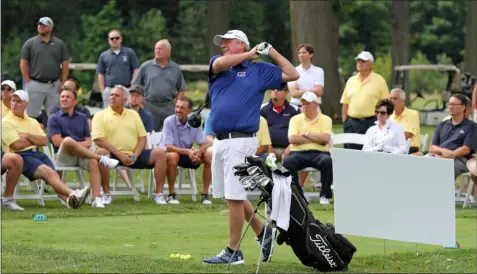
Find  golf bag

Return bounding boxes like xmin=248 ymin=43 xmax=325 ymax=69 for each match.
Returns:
xmin=233 ymin=155 xmax=357 ymax=272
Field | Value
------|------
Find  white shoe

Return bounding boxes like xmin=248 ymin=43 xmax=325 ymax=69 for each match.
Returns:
xmin=200 ymin=194 xmax=212 ymax=205
xmin=2 ymin=199 xmax=24 ymax=211
xmin=154 ymin=194 xmax=167 ymax=205
xmin=320 ymin=197 xmax=330 ymax=205
xmin=68 ymin=186 xmax=91 ymax=209
xmin=99 ymin=155 xmax=119 ymax=168
xmin=102 ymin=194 xmax=113 ymax=205
xmin=167 ymin=194 xmax=180 ymax=205
xmin=92 ymin=197 xmax=105 ymax=208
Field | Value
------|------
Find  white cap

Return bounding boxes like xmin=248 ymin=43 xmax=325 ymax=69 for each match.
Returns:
xmin=1 ymin=80 xmax=16 ymax=91
xmin=38 ymin=17 xmax=54 ymax=27
xmin=12 ymin=90 xmax=29 ymax=102
xmin=213 ymin=30 xmax=250 ymax=48
xmin=300 ymin=92 xmax=321 ymax=104
xmin=355 ymin=51 xmax=374 ymax=63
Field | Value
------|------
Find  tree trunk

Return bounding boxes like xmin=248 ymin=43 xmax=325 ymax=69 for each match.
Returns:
xmin=464 ymin=0 xmax=477 ymax=77
xmin=207 ymin=0 xmax=230 ymax=57
xmin=391 ymin=0 xmax=410 ymax=105
xmin=289 ymin=0 xmax=342 ymax=121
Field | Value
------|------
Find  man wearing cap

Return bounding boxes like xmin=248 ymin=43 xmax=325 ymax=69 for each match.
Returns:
xmin=97 ymin=29 xmax=140 ymax=108
xmin=125 ymin=85 xmax=153 ymax=133
xmin=47 ymin=88 xmax=119 ymax=208
xmin=283 ymin=92 xmax=333 ymax=205
xmin=133 ymin=39 xmax=187 ymax=132
xmin=340 ymin=51 xmax=389 ymax=150
xmin=20 ymin=17 xmax=69 ymax=121
xmin=2 ymin=90 xmax=90 ymax=209
xmin=1 ymin=80 xmax=16 ymax=118
xmin=203 ymin=29 xmax=299 ymax=265
xmin=159 ymin=96 xmax=212 ymax=205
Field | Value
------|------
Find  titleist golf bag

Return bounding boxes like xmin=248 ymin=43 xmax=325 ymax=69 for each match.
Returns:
xmin=233 ymin=155 xmax=357 ymax=272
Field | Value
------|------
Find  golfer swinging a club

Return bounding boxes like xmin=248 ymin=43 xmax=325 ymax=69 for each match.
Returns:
xmin=202 ymin=30 xmax=299 ymax=265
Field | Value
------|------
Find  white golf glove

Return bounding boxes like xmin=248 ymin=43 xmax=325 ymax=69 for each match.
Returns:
xmin=257 ymin=42 xmax=273 ymax=56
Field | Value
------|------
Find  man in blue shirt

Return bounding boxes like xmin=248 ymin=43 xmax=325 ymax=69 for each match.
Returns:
xmin=203 ymin=30 xmax=299 ymax=265
xmin=160 ymin=97 xmax=212 ymax=205
xmin=47 ymin=88 xmax=119 ymax=208
xmin=125 ymin=85 xmax=153 ymax=133
xmin=429 ymin=94 xmax=477 ymax=178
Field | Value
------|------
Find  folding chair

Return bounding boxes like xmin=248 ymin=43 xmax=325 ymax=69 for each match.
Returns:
xmin=12 ymin=175 xmax=45 ymax=206
xmin=146 ymin=132 xmax=199 ymax=201
xmin=420 ymin=134 xmax=429 ymax=152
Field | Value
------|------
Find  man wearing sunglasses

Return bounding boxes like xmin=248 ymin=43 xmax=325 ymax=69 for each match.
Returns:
xmin=97 ymin=29 xmax=140 ymax=108
xmin=340 ymin=51 xmax=389 ymax=150
xmin=20 ymin=17 xmax=69 ymax=121
xmin=1 ymin=80 xmax=16 ymax=118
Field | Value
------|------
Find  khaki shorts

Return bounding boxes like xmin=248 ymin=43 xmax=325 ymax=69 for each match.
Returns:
xmin=54 ymin=144 xmax=89 ymax=169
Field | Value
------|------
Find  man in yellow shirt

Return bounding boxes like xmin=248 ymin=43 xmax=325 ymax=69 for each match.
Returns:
xmin=1 ymin=80 xmax=16 ymax=118
xmin=1 ymin=90 xmax=90 ymax=209
xmin=340 ymin=51 xmax=389 ymax=150
xmin=389 ymin=88 xmax=421 ymax=154
xmin=257 ymin=116 xmax=272 ymax=160
xmin=92 ymin=85 xmax=168 ymax=205
xmin=283 ymin=92 xmax=333 ymax=205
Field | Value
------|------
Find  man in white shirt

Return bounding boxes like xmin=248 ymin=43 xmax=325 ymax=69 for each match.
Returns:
xmin=288 ymin=44 xmax=324 ymax=107
xmin=363 ymin=99 xmax=407 ymax=154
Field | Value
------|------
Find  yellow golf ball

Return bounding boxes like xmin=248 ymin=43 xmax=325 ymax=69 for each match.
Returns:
xmin=184 ymin=255 xmax=192 ymax=260
xmin=180 ymin=255 xmax=186 ymax=260
xmin=169 ymin=254 xmax=175 ymax=258
xmin=173 ymin=254 xmax=181 ymax=259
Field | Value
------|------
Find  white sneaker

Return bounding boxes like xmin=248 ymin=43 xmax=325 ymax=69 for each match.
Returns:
xmin=167 ymin=194 xmax=180 ymax=205
xmin=102 ymin=194 xmax=113 ymax=205
xmin=201 ymin=194 xmax=212 ymax=205
xmin=2 ymin=199 xmax=24 ymax=211
xmin=154 ymin=194 xmax=167 ymax=205
xmin=320 ymin=197 xmax=330 ymax=205
xmin=68 ymin=186 xmax=91 ymax=209
xmin=92 ymin=197 xmax=105 ymax=208
xmin=99 ymin=155 xmax=119 ymax=168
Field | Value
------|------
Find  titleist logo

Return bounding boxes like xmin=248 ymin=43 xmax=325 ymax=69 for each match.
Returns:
xmin=309 ymin=234 xmax=338 ymax=268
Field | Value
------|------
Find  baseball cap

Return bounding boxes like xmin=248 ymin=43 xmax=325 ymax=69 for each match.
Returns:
xmin=213 ymin=30 xmax=250 ymax=48
xmin=129 ymin=85 xmax=145 ymax=96
xmin=300 ymin=92 xmax=321 ymax=104
xmin=355 ymin=51 xmax=374 ymax=63
xmin=12 ymin=90 xmax=29 ymax=102
xmin=1 ymin=80 xmax=16 ymax=91
xmin=38 ymin=17 xmax=54 ymax=27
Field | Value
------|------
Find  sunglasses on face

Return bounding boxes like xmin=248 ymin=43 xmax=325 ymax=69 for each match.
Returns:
xmin=1 ymin=86 xmax=12 ymax=91
xmin=109 ymin=37 xmax=120 ymax=41
xmin=375 ymin=111 xmax=387 ymax=115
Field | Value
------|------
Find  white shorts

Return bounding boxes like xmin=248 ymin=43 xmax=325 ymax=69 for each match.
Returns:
xmin=54 ymin=144 xmax=89 ymax=169
xmin=212 ymin=136 xmax=258 ymax=200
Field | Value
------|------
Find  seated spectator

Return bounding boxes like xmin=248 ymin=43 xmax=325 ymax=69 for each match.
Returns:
xmin=1 ymin=90 xmax=90 ymax=208
xmin=442 ymin=95 xmax=473 ymax=121
xmin=47 ymin=88 xmax=119 ymax=208
xmin=1 ymin=151 xmax=24 ymax=210
xmin=256 ymin=116 xmax=273 ymax=161
xmin=92 ymin=85 xmax=168 ymax=205
xmin=429 ymin=94 xmax=477 ymax=178
xmin=161 ymin=97 xmax=212 ymax=205
xmin=389 ymin=88 xmax=421 ymax=154
xmin=260 ymin=85 xmax=300 ymax=161
xmin=125 ymin=85 xmax=153 ymax=133
xmin=1 ymin=80 xmax=16 ymax=118
xmin=48 ymin=79 xmax=92 ymax=129
xmin=283 ymin=92 xmax=333 ymax=205
xmin=363 ymin=99 xmax=407 ymax=154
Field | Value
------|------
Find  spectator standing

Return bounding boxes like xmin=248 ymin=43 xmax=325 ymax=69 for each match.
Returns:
xmin=97 ymin=29 xmax=140 ymax=108
xmin=133 ymin=39 xmax=187 ymax=131
xmin=340 ymin=51 xmax=389 ymax=150
xmin=1 ymin=80 xmax=16 ymax=118
xmin=20 ymin=17 xmax=69 ymax=120
xmin=125 ymin=85 xmax=153 ymax=133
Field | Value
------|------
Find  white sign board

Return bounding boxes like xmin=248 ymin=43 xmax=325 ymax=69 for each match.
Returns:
xmin=331 ymin=148 xmax=456 ymax=246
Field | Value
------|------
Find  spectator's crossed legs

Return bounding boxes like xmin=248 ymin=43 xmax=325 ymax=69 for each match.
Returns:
xmin=1 ymin=152 xmax=24 ymax=210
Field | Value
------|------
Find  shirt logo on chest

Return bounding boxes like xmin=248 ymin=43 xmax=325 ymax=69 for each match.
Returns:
xmin=123 ymin=56 xmax=128 ymax=62
xmin=460 ymin=130 xmax=465 ymax=134
xmin=237 ymin=72 xmax=246 ymax=77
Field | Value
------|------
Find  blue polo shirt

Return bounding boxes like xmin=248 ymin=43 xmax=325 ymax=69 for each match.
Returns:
xmin=432 ymin=119 xmax=477 ymax=159
xmin=260 ymin=99 xmax=300 ymax=148
xmin=47 ymin=110 xmax=91 ymax=152
xmin=203 ymin=111 xmax=215 ymax=136
xmin=208 ymin=56 xmax=284 ymax=133
xmin=125 ymin=104 xmax=153 ymax=132
xmin=96 ymin=47 xmax=140 ymax=87
xmin=160 ymin=114 xmax=206 ymax=149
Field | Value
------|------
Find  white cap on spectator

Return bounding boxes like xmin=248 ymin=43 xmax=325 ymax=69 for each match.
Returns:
xmin=300 ymin=91 xmax=321 ymax=104
xmin=213 ymin=30 xmax=250 ymax=49
xmin=355 ymin=51 xmax=374 ymax=63
xmin=38 ymin=17 xmax=54 ymax=27
xmin=1 ymin=80 xmax=16 ymax=91
xmin=12 ymin=90 xmax=29 ymax=102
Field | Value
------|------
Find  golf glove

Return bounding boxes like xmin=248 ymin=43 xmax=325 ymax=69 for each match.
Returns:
xmin=257 ymin=42 xmax=273 ymax=56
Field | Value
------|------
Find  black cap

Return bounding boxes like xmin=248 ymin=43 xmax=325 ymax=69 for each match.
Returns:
xmin=129 ymin=85 xmax=145 ymax=96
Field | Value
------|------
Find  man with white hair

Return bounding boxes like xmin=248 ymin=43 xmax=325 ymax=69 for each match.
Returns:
xmin=1 ymin=80 xmax=16 ymax=118
xmin=340 ymin=51 xmax=389 ymax=150
xmin=389 ymin=88 xmax=421 ymax=154
xmin=133 ymin=39 xmax=187 ymax=131
xmin=203 ymin=29 xmax=299 ymax=265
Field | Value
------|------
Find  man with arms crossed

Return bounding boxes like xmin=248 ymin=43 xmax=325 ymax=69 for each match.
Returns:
xmin=202 ymin=30 xmax=299 ymax=264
